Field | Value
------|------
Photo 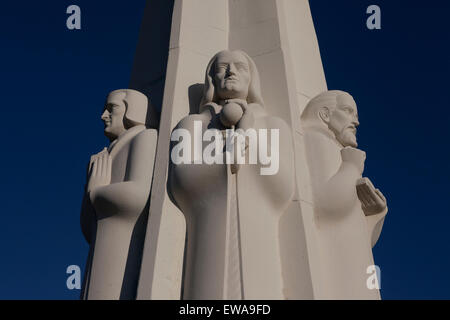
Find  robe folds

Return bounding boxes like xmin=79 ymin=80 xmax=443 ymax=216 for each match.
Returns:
xmin=304 ymin=129 xmax=386 ymax=300
xmin=169 ymin=104 xmax=295 ymax=299
xmin=81 ymin=125 xmax=157 ymax=300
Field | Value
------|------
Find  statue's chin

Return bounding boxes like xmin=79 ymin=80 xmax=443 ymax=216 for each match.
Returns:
xmin=338 ymin=132 xmax=358 ymax=148
xmin=218 ymin=86 xmax=247 ymax=101
xmin=104 ymin=129 xmax=118 ymax=142
xmin=342 ymin=140 xmax=358 ymax=148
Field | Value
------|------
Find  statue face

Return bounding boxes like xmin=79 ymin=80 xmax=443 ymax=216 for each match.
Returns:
xmin=324 ymin=96 xmax=360 ymax=147
xmin=214 ymin=51 xmax=251 ymax=101
xmin=101 ymin=99 xmax=126 ymax=141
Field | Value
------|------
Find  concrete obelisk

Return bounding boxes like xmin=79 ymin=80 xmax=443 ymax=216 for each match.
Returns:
xmin=131 ymin=0 xmax=327 ymax=300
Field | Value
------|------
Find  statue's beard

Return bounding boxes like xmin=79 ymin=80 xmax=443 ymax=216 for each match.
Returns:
xmin=337 ymin=128 xmax=358 ymax=148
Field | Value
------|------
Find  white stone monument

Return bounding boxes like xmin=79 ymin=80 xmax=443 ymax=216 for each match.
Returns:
xmin=301 ymin=90 xmax=387 ymax=299
xmin=80 ymin=0 xmax=388 ymax=300
xmin=80 ymin=89 xmax=157 ymax=299
xmin=168 ymin=50 xmax=295 ymax=299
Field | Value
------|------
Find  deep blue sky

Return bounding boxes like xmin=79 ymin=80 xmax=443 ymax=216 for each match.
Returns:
xmin=0 ymin=1 xmax=448 ymax=299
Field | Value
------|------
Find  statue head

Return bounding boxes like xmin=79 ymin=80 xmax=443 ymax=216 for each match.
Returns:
xmin=301 ymin=90 xmax=360 ymax=148
xmin=101 ymin=89 xmax=148 ymax=141
xmin=199 ymin=50 xmax=264 ymax=113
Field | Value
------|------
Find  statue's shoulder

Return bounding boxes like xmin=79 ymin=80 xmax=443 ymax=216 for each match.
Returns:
xmin=303 ymin=127 xmax=340 ymax=150
xmin=131 ymin=126 xmax=158 ymax=145
xmin=266 ymin=115 xmax=290 ymax=129
xmin=176 ymin=111 xmax=212 ymax=130
xmin=253 ymin=109 xmax=291 ymax=133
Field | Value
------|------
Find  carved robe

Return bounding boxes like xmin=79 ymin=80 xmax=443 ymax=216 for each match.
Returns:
xmin=304 ymin=129 xmax=386 ymax=299
xmin=169 ymin=104 xmax=295 ymax=299
xmin=81 ymin=125 xmax=157 ymax=299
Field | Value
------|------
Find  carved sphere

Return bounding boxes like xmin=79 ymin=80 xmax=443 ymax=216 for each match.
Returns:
xmin=220 ymin=102 xmax=243 ymax=128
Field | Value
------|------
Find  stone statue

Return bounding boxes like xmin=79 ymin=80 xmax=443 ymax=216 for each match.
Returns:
xmin=80 ymin=89 xmax=157 ymax=299
xmin=301 ymin=90 xmax=387 ymax=299
xmin=168 ymin=50 xmax=295 ymax=299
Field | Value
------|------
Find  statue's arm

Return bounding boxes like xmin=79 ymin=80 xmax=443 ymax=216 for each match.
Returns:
xmin=366 ymin=208 xmax=387 ymax=247
xmin=171 ymin=111 xmax=213 ymax=164
xmin=268 ymin=118 xmax=295 ymax=205
xmin=80 ymin=191 xmax=96 ymax=243
xmin=356 ymin=177 xmax=388 ymax=247
xmin=316 ymin=147 xmax=365 ymax=217
xmin=80 ymin=161 xmax=96 ymax=244
xmin=89 ymin=129 xmax=158 ymax=219
xmin=251 ymin=116 xmax=295 ymax=210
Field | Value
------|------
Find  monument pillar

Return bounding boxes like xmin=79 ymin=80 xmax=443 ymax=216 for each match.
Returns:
xmin=134 ymin=0 xmax=229 ymax=300
xmin=228 ymin=0 xmax=329 ymax=298
xmin=133 ymin=0 xmax=330 ymax=299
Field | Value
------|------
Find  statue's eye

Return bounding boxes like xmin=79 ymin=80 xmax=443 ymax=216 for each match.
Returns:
xmin=343 ymin=107 xmax=353 ymax=114
xmin=235 ymin=63 xmax=248 ymax=71
xmin=110 ymin=104 xmax=121 ymax=112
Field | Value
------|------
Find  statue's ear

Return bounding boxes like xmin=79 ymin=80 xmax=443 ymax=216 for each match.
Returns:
xmin=318 ymin=106 xmax=331 ymax=123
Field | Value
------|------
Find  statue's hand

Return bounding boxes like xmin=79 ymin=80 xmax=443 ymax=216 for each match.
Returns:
xmin=226 ymin=98 xmax=248 ymax=111
xmin=226 ymin=98 xmax=255 ymax=130
xmin=87 ymin=148 xmax=112 ymax=193
xmin=341 ymin=146 xmax=366 ymax=174
xmin=356 ymin=177 xmax=387 ymax=216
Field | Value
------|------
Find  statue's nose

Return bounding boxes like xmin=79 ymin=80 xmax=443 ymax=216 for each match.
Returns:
xmin=228 ymin=63 xmax=237 ymax=75
xmin=101 ymin=110 xmax=109 ymax=120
